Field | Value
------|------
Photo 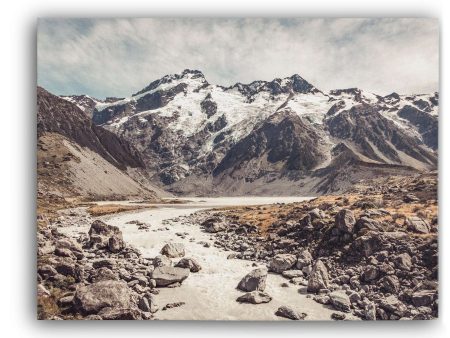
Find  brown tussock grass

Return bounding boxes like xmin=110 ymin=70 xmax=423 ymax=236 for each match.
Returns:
xmin=87 ymin=204 xmax=153 ymax=217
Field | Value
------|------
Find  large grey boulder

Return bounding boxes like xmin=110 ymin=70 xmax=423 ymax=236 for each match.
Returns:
xmin=335 ymin=209 xmax=356 ymax=233
xmin=405 ymin=216 xmax=430 ymax=234
xmin=237 ymin=268 xmax=267 ymax=292
xmin=138 ymin=294 xmax=159 ymax=313
xmin=329 ymin=291 xmax=351 ymax=312
xmin=268 ymin=254 xmax=297 ymax=273
xmin=108 ymin=235 xmax=125 ymax=253
xmin=175 ymin=257 xmax=202 ymax=272
xmin=151 ymin=266 xmax=190 ymax=287
xmin=73 ymin=280 xmax=132 ymax=314
xmin=275 ymin=306 xmax=306 ymax=320
xmin=296 ymin=250 xmax=313 ymax=269
xmin=307 ymin=260 xmax=330 ymax=293
xmin=237 ymin=291 xmax=272 ymax=304
xmin=88 ymin=220 xmax=123 ymax=250
xmin=394 ymin=253 xmax=412 ymax=271
xmin=361 ymin=265 xmax=379 ymax=282
xmin=153 ymin=255 xmax=172 ymax=267
xmin=160 ymin=243 xmax=185 ymax=258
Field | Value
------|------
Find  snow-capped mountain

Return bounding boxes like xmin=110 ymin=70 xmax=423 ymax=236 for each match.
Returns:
xmin=63 ymin=69 xmax=438 ymax=196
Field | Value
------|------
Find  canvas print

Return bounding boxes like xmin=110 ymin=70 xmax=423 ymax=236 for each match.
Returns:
xmin=36 ymin=18 xmax=438 ymax=320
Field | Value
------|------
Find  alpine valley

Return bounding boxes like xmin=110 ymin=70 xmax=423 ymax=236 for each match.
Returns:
xmin=62 ymin=69 xmax=438 ymax=197
xmin=36 ymin=69 xmax=439 ymax=321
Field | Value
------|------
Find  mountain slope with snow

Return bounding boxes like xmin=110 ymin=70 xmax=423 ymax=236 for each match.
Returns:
xmin=64 ymin=69 xmax=438 ymax=196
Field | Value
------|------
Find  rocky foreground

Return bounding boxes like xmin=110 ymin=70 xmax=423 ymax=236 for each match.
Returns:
xmin=37 ymin=172 xmax=437 ymax=320
xmin=189 ymin=172 xmax=438 ymax=320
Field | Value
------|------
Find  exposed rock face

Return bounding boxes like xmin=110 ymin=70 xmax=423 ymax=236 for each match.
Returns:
xmin=237 ymin=268 xmax=268 ymax=292
xmin=268 ymin=254 xmax=297 ymax=273
xmin=68 ymin=70 xmax=437 ymax=196
xmin=160 ymin=243 xmax=185 ymax=258
xmin=73 ymin=280 xmax=132 ymax=314
xmin=307 ymin=260 xmax=330 ymax=293
xmin=151 ymin=266 xmax=190 ymax=287
xmin=38 ymin=87 xmax=145 ymax=170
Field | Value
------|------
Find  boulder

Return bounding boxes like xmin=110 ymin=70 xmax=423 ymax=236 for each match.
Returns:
xmin=296 ymin=250 xmax=313 ymax=269
xmin=88 ymin=220 xmax=123 ymax=249
xmin=108 ymin=235 xmax=125 ymax=253
xmin=281 ymin=270 xmax=304 ymax=279
xmin=361 ymin=265 xmax=379 ymax=282
xmin=354 ymin=217 xmax=382 ymax=235
xmin=90 ymin=267 xmax=118 ymax=283
xmin=138 ymin=294 xmax=158 ymax=313
xmin=202 ymin=216 xmax=227 ymax=233
xmin=405 ymin=217 xmax=430 ymax=234
xmin=98 ymin=307 xmax=141 ymax=320
xmin=329 ymin=291 xmax=351 ymax=312
xmin=73 ymin=280 xmax=132 ymax=314
xmin=394 ymin=253 xmax=412 ymax=271
xmin=411 ymin=290 xmax=436 ymax=307
xmin=331 ymin=312 xmax=346 ymax=320
xmin=151 ymin=266 xmax=190 ymax=287
xmin=275 ymin=306 xmax=306 ymax=320
xmin=175 ymin=257 xmax=202 ymax=272
xmin=307 ymin=260 xmax=330 ymax=293
xmin=309 ymin=208 xmax=324 ymax=220
xmin=363 ymin=302 xmax=377 ymax=320
xmin=153 ymin=255 xmax=172 ymax=267
xmin=353 ymin=232 xmax=382 ymax=257
xmin=237 ymin=268 xmax=267 ymax=292
xmin=160 ymin=243 xmax=185 ymax=258
xmin=379 ymin=295 xmax=407 ymax=315
xmin=335 ymin=209 xmax=356 ymax=233
xmin=268 ymin=254 xmax=297 ymax=273
xmin=92 ymin=258 xmax=116 ymax=270
xmin=236 ymin=291 xmax=272 ymax=304
xmin=379 ymin=275 xmax=400 ymax=294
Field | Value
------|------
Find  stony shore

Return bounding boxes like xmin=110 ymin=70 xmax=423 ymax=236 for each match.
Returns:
xmin=37 ymin=173 xmax=438 ymax=320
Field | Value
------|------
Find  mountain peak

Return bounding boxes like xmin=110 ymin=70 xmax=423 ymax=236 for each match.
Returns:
xmin=133 ymin=69 xmax=207 ymax=97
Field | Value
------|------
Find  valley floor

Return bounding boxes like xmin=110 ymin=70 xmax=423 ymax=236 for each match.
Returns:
xmin=59 ymin=196 xmax=353 ymax=320
xmin=37 ymin=172 xmax=438 ymax=321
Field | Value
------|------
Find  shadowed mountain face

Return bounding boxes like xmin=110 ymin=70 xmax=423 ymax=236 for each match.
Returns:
xmin=38 ymin=87 xmax=145 ymax=170
xmin=63 ymin=69 xmax=438 ymax=196
xmin=37 ymin=87 xmax=167 ymax=200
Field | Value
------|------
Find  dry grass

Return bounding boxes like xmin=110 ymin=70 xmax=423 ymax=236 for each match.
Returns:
xmin=86 ymin=204 xmax=153 ymax=216
xmin=217 ymin=187 xmax=437 ymax=237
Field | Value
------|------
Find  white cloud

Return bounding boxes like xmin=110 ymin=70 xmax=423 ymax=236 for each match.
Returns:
xmin=37 ymin=18 xmax=439 ymax=98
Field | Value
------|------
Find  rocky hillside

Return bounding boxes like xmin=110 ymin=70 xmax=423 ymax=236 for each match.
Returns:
xmin=187 ymin=172 xmax=438 ymax=320
xmin=37 ymin=87 xmax=165 ymax=209
xmin=65 ymin=70 xmax=438 ymax=196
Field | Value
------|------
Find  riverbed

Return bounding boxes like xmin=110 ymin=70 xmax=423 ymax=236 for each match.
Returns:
xmin=61 ymin=196 xmax=355 ymax=320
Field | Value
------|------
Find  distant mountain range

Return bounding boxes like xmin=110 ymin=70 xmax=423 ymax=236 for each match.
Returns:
xmin=53 ymin=69 xmax=437 ymax=196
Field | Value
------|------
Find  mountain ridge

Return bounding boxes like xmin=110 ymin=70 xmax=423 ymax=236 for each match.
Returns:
xmin=61 ymin=69 xmax=438 ymax=196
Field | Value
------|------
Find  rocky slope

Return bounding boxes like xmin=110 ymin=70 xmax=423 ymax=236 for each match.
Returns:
xmin=37 ymin=172 xmax=437 ymax=320
xmin=183 ymin=172 xmax=438 ymax=320
xmin=37 ymin=87 xmax=165 ymax=213
xmin=65 ymin=70 xmax=438 ymax=196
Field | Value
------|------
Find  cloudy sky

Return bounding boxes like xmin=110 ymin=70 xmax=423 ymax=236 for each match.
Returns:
xmin=37 ymin=18 xmax=439 ymax=98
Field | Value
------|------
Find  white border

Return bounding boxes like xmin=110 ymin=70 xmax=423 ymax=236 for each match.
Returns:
xmin=0 ymin=0 xmax=448 ymax=337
